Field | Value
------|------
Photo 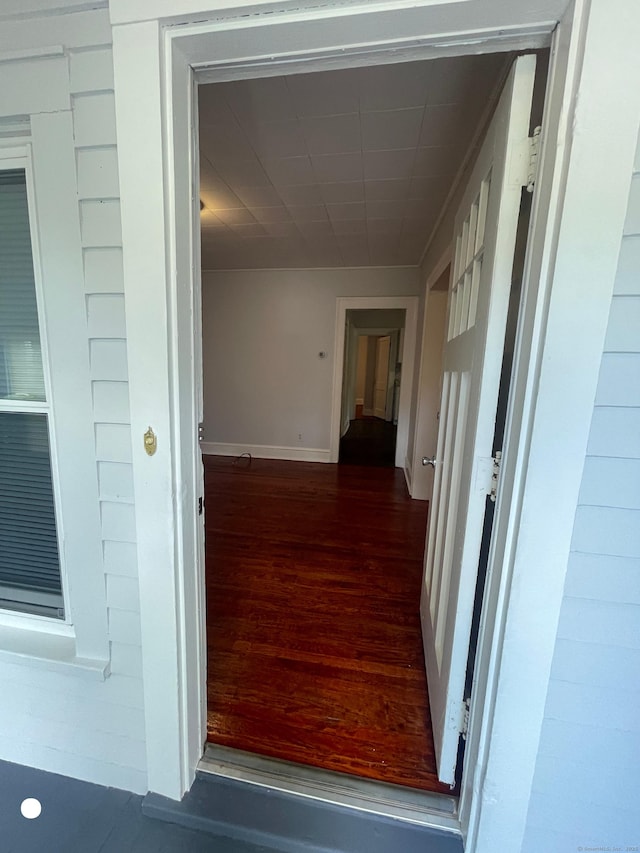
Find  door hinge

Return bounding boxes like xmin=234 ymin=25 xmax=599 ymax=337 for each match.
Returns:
xmin=461 ymin=697 xmax=471 ymax=738
xmin=198 ymin=496 xmax=203 ymax=516
xmin=526 ymin=126 xmax=542 ymax=193
xmin=489 ymin=450 xmax=502 ymax=502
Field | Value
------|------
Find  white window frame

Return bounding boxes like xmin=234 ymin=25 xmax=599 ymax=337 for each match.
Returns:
xmin=0 ymin=145 xmax=69 ymax=623
xmin=0 ymin=92 xmax=109 ymax=676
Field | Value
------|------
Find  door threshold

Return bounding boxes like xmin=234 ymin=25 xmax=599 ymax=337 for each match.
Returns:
xmin=198 ymin=744 xmax=460 ymax=834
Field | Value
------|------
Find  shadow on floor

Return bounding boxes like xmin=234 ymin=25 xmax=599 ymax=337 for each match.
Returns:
xmin=338 ymin=416 xmax=397 ymax=467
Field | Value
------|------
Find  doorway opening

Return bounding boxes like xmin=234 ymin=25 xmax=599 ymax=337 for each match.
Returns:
xmin=197 ymin=47 xmax=544 ymax=798
xmin=204 ymin=455 xmax=451 ymax=792
xmin=338 ymin=308 xmax=406 ymax=467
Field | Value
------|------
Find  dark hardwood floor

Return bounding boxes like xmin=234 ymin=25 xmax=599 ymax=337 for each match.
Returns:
xmin=205 ymin=456 xmax=450 ymax=794
xmin=339 ymin=416 xmax=397 ymax=467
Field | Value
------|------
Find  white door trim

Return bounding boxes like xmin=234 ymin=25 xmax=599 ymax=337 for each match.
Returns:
xmin=111 ymin=2 xmax=640 ymax=851
xmin=410 ymin=247 xmax=451 ymax=500
xmin=329 ymin=296 xmax=418 ymax=469
xmin=458 ymin=2 xmax=640 ymax=849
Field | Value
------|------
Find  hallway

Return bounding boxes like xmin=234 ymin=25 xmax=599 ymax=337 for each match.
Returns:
xmin=204 ymin=456 xmax=449 ymax=793
xmin=339 ymin=416 xmax=398 ymax=467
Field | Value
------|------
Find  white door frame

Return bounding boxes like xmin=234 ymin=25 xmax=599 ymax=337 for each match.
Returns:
xmin=411 ymin=248 xmax=451 ymax=501
xmin=330 ymin=296 xmax=418 ymax=469
xmin=385 ymin=329 xmax=400 ymax=423
xmin=111 ymin=2 xmax=640 ymax=851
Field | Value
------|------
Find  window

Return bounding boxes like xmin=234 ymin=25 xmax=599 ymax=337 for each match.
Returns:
xmin=0 ymin=165 xmax=64 ymax=620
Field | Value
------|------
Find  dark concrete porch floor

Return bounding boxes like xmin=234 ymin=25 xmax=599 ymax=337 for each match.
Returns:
xmin=0 ymin=760 xmax=272 ymax=853
xmin=0 ymin=758 xmax=463 ymax=853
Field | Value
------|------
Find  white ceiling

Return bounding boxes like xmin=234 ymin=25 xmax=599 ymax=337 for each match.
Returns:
xmin=199 ymin=54 xmax=509 ymax=270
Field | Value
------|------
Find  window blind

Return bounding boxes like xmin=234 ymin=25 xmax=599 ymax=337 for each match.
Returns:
xmin=0 ymin=170 xmax=45 ymax=402
xmin=0 ymin=413 xmax=62 ymax=610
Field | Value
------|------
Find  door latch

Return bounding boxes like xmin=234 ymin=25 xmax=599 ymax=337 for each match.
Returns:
xmin=198 ymin=496 xmax=203 ymax=516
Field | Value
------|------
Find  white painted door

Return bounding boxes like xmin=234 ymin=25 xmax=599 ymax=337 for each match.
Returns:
xmin=420 ymin=55 xmax=535 ymax=785
xmin=373 ymin=335 xmax=391 ymax=419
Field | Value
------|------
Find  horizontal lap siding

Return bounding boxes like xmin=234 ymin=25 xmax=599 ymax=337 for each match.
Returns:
xmin=524 ymin=134 xmax=640 ymax=851
xmin=72 ymin=42 xmax=146 ymax=791
xmin=0 ymin=21 xmax=145 ymax=794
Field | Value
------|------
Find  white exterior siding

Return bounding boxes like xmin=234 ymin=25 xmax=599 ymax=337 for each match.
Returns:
xmin=0 ymin=9 xmax=145 ymax=793
xmin=523 ymin=131 xmax=640 ymax=852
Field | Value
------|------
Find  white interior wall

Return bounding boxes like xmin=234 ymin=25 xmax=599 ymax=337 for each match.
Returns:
xmin=522 ymin=124 xmax=640 ymax=853
xmin=0 ymin=8 xmax=145 ymax=793
xmin=201 ymin=267 xmax=420 ymax=460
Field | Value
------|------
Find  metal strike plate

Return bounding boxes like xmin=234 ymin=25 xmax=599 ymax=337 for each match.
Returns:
xmin=144 ymin=426 xmax=157 ymax=456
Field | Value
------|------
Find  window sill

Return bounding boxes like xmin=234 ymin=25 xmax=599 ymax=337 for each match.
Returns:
xmin=0 ymin=623 xmax=110 ymax=680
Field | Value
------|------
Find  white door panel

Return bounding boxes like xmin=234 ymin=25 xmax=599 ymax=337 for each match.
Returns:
xmin=420 ymin=54 xmax=536 ymax=786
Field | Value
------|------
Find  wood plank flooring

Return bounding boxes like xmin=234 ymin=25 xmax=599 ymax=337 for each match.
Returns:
xmin=205 ymin=456 xmax=451 ymax=794
xmin=339 ymin=416 xmax=397 ymax=467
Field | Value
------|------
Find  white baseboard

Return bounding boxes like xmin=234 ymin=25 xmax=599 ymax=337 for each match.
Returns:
xmin=363 ymin=408 xmax=374 ymax=416
xmin=201 ymin=442 xmax=331 ymax=464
